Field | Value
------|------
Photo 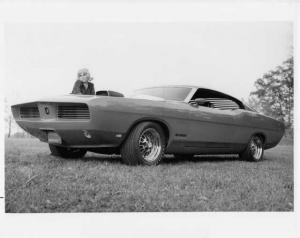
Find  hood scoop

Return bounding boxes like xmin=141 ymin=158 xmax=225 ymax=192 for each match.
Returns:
xmin=96 ymin=90 xmax=124 ymax=97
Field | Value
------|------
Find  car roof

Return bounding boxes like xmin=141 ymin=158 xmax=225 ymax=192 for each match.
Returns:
xmin=137 ymin=85 xmax=198 ymax=89
xmin=137 ymin=85 xmax=236 ymax=98
xmin=136 ymin=85 xmax=244 ymax=108
xmin=138 ymin=84 xmax=232 ymax=92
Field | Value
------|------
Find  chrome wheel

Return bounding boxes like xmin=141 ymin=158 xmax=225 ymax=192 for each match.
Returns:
xmin=138 ymin=128 xmax=162 ymax=162
xmin=121 ymin=122 xmax=165 ymax=165
xmin=249 ymin=137 xmax=263 ymax=160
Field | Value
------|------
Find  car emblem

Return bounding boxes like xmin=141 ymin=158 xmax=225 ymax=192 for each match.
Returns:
xmin=45 ymin=107 xmax=50 ymax=115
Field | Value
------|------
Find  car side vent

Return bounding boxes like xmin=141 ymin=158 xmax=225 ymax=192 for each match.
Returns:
xmin=206 ymin=98 xmax=240 ymax=110
xmin=20 ymin=106 xmax=40 ymax=118
xmin=57 ymin=103 xmax=90 ymax=120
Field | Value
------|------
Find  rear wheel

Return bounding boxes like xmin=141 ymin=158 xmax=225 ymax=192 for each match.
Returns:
xmin=239 ymin=135 xmax=264 ymax=162
xmin=121 ymin=122 xmax=166 ymax=165
xmin=49 ymin=144 xmax=87 ymax=158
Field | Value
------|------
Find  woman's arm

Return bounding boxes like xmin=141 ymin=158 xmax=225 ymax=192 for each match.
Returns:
xmin=90 ymin=83 xmax=95 ymax=95
xmin=72 ymin=80 xmax=82 ymax=94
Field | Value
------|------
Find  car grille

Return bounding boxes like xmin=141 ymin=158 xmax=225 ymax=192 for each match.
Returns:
xmin=57 ymin=103 xmax=90 ymax=120
xmin=20 ymin=106 xmax=40 ymax=118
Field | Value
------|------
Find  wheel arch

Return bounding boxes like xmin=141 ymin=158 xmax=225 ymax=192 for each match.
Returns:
xmin=121 ymin=117 xmax=171 ymax=147
xmin=251 ymin=132 xmax=266 ymax=145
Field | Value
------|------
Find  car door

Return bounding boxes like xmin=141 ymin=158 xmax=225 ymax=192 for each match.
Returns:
xmin=186 ymin=98 xmax=245 ymax=154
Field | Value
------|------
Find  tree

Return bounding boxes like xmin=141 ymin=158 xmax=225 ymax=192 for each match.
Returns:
xmin=249 ymin=57 xmax=293 ymax=128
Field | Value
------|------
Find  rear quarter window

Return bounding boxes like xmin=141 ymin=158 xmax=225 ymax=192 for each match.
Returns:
xmin=205 ymin=98 xmax=240 ymax=110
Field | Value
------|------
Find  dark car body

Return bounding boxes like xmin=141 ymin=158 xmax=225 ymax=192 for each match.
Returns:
xmin=11 ymin=86 xmax=285 ymax=156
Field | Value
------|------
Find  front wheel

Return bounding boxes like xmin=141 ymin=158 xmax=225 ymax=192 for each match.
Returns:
xmin=239 ymin=136 xmax=264 ymax=162
xmin=121 ymin=122 xmax=166 ymax=165
xmin=49 ymin=144 xmax=87 ymax=158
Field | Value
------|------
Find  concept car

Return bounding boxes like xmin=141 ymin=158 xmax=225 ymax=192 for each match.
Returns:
xmin=11 ymin=85 xmax=285 ymax=165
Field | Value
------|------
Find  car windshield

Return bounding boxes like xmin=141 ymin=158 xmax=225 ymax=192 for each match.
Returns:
xmin=130 ymin=87 xmax=192 ymax=101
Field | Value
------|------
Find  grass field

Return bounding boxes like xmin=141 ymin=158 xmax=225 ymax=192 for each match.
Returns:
xmin=5 ymin=138 xmax=293 ymax=212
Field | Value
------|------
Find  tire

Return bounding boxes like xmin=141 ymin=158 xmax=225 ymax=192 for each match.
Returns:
xmin=239 ymin=135 xmax=264 ymax=162
xmin=49 ymin=144 xmax=87 ymax=158
xmin=174 ymin=154 xmax=195 ymax=160
xmin=121 ymin=122 xmax=166 ymax=165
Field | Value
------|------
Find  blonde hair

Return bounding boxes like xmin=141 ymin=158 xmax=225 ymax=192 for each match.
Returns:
xmin=77 ymin=68 xmax=93 ymax=81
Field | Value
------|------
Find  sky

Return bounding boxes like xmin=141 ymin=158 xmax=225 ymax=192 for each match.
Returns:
xmin=4 ymin=22 xmax=292 ymax=106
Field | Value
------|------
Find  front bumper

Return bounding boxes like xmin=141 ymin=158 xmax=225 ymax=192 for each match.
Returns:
xmin=15 ymin=120 xmax=124 ymax=148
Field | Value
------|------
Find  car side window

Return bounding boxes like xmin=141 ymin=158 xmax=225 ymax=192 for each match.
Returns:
xmin=190 ymin=88 xmax=244 ymax=110
xmin=190 ymin=98 xmax=240 ymax=110
xmin=205 ymin=98 xmax=240 ymax=110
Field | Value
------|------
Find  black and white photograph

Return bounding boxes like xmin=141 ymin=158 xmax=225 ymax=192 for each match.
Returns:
xmin=0 ymin=1 xmax=299 ymax=238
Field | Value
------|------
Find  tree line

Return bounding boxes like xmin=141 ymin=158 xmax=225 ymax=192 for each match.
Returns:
xmin=248 ymin=57 xmax=293 ymax=129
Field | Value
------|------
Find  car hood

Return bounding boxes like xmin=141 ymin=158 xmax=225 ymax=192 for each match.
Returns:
xmin=12 ymin=93 xmax=185 ymax=109
xmin=12 ymin=94 xmax=99 ymax=106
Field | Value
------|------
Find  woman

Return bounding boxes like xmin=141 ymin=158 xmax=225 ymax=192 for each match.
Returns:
xmin=72 ymin=68 xmax=95 ymax=95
